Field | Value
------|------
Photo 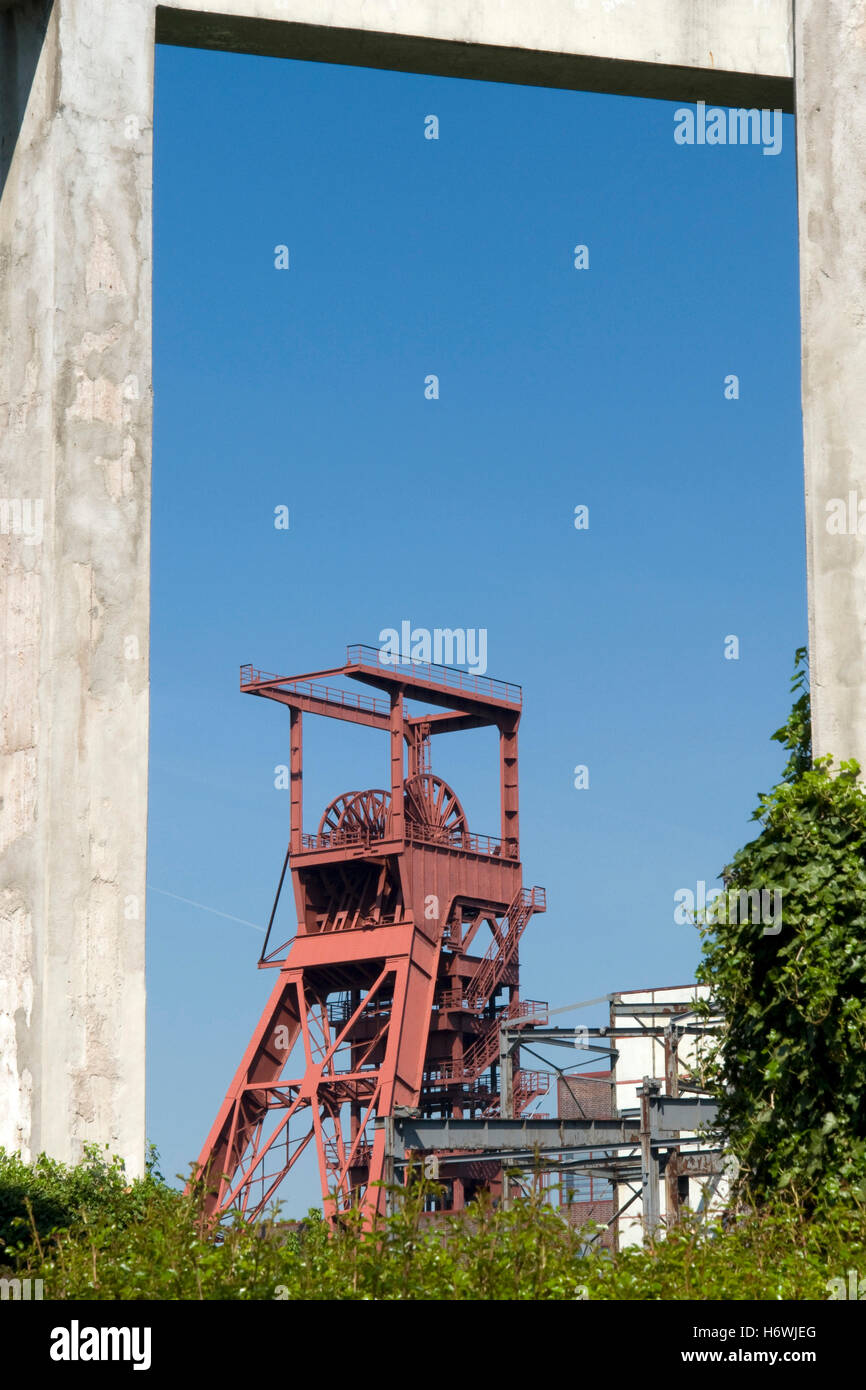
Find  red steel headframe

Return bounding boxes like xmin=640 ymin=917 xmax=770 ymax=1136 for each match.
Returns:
xmin=194 ymin=643 xmax=546 ymax=1221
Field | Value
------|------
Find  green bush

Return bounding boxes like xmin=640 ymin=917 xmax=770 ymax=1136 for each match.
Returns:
xmin=695 ymin=650 xmax=866 ymax=1202
xmin=0 ymin=1143 xmax=166 ymax=1255
xmin=2 ymin=1148 xmax=865 ymax=1300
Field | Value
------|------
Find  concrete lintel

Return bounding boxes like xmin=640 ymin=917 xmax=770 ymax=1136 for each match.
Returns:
xmin=155 ymin=1 xmax=794 ymax=109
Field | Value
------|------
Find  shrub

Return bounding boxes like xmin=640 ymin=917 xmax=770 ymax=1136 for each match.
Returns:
xmin=695 ymin=650 xmax=866 ymax=1202
xmin=2 ymin=1148 xmax=865 ymax=1299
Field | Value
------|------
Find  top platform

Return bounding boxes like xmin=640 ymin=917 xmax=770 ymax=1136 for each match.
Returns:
xmin=240 ymin=643 xmax=523 ymax=718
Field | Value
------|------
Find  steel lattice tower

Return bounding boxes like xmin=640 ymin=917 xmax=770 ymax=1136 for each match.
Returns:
xmin=195 ymin=644 xmax=546 ymax=1219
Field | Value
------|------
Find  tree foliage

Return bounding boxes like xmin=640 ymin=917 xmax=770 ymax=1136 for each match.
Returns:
xmin=695 ymin=649 xmax=866 ymax=1201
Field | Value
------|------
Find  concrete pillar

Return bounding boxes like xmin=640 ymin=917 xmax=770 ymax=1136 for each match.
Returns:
xmin=0 ymin=0 xmax=152 ymax=1174
xmin=795 ymin=1 xmax=866 ymax=767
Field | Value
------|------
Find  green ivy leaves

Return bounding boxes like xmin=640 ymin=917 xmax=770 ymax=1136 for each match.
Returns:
xmin=696 ymin=651 xmax=866 ymax=1205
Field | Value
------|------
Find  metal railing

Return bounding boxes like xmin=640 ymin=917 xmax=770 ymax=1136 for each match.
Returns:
xmin=421 ymin=1064 xmax=550 ymax=1098
xmin=462 ymin=996 xmax=547 ymax=1076
xmin=346 ymin=643 xmax=522 ymax=706
xmin=403 ymin=822 xmax=517 ymax=858
xmin=301 ymin=829 xmax=370 ymax=852
xmin=513 ymin=1071 xmax=550 ymax=1101
xmin=240 ymin=665 xmax=391 ymax=717
xmin=299 ymin=820 xmax=516 ymax=858
xmin=437 ymin=987 xmax=547 ymax=1018
xmin=511 ymin=998 xmax=549 ymax=1024
xmin=469 ymin=885 xmax=546 ymax=1005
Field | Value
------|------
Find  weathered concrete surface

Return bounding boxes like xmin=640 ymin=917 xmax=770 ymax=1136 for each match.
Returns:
xmin=795 ymin=1 xmax=866 ymax=767
xmin=157 ymin=0 xmax=793 ymax=107
xmin=1 ymin=0 xmax=151 ymax=1175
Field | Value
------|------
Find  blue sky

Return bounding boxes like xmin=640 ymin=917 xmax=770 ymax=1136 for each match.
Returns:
xmin=149 ymin=45 xmax=802 ymax=1210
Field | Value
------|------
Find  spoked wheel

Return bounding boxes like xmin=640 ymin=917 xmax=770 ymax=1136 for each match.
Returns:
xmin=403 ymin=774 xmax=467 ymax=843
xmin=318 ymin=789 xmax=391 ymax=841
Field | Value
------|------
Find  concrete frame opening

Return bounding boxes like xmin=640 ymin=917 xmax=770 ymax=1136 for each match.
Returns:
xmin=2 ymin=1 xmax=862 ymax=1180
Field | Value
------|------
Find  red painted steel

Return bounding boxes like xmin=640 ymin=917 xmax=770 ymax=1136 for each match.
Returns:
xmin=194 ymin=644 xmax=546 ymax=1220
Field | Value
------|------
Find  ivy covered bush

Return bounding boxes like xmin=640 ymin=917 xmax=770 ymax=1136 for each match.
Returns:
xmin=695 ymin=650 xmax=866 ymax=1201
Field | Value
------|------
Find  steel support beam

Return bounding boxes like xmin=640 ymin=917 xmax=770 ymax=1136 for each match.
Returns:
xmin=638 ymin=1077 xmax=662 ymax=1236
xmin=380 ymin=1116 xmax=644 ymax=1150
